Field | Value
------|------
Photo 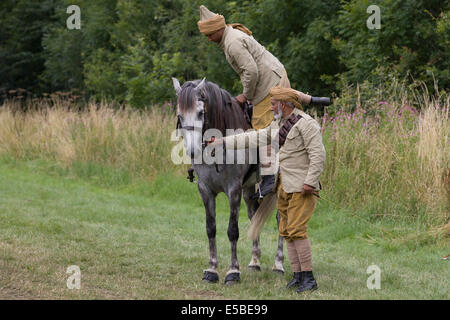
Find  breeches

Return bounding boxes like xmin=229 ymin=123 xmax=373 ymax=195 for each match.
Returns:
xmin=277 ymin=186 xmax=317 ymax=241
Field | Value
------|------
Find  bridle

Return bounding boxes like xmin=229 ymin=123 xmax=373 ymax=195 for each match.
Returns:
xmin=176 ymin=94 xmax=210 ymax=148
xmin=176 ymin=93 xmax=223 ymax=172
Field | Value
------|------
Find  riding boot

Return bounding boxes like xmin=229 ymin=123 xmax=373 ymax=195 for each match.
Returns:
xmin=296 ymin=271 xmax=318 ymax=293
xmin=251 ymin=174 xmax=275 ymax=199
xmin=310 ymin=96 xmax=331 ymax=106
xmin=286 ymin=272 xmax=302 ymax=289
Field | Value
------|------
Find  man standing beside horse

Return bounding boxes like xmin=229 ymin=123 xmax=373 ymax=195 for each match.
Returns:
xmin=209 ymin=87 xmax=326 ymax=293
xmin=197 ymin=5 xmax=330 ymax=197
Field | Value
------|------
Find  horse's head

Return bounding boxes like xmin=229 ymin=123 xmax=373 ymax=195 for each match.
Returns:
xmin=173 ymin=77 xmax=206 ymax=159
xmin=173 ymin=77 xmax=250 ymax=160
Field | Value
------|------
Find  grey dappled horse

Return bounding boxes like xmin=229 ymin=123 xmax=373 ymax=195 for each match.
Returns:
xmin=172 ymin=77 xmax=284 ymax=285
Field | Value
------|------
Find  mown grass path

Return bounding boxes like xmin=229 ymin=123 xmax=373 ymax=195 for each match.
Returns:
xmin=0 ymin=160 xmax=448 ymax=299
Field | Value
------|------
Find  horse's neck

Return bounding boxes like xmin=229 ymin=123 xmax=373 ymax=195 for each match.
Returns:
xmin=205 ymin=85 xmax=250 ymax=134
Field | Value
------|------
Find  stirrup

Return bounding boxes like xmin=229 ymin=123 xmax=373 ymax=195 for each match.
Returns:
xmin=250 ymin=183 xmax=263 ymax=200
xmin=252 ymin=175 xmax=275 ymax=200
xmin=256 ymin=183 xmax=263 ymax=199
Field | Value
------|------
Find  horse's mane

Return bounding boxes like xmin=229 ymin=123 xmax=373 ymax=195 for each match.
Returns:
xmin=178 ymin=79 xmax=251 ymax=135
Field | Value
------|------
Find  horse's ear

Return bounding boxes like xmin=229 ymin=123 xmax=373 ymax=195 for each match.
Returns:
xmin=172 ymin=77 xmax=182 ymax=96
xmin=195 ymin=78 xmax=206 ymax=91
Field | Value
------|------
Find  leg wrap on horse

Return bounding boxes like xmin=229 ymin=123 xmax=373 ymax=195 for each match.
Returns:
xmin=224 ymin=269 xmax=241 ymax=284
xmin=202 ymin=269 xmax=219 ymax=283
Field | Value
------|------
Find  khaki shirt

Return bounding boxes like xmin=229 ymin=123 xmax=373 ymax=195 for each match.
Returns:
xmin=223 ymin=109 xmax=326 ymax=193
xmin=219 ymin=26 xmax=285 ymax=105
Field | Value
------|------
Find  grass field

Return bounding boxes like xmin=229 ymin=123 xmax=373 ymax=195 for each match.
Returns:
xmin=0 ymin=157 xmax=448 ymax=300
xmin=0 ymin=81 xmax=448 ymax=299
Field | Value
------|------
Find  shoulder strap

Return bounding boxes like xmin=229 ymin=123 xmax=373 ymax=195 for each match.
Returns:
xmin=229 ymin=23 xmax=252 ymax=36
xmin=278 ymin=113 xmax=302 ymax=148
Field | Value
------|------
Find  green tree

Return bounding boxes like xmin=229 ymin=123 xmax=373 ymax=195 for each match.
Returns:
xmin=0 ymin=0 xmax=57 ymax=94
xmin=1 ymin=0 xmax=448 ymax=107
xmin=334 ymin=0 xmax=449 ymax=91
xmin=41 ymin=0 xmax=119 ymax=94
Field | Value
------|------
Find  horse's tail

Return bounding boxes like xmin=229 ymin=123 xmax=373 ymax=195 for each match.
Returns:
xmin=247 ymin=192 xmax=277 ymax=241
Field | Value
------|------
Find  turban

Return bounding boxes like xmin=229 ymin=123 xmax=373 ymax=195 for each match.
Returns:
xmin=269 ymin=87 xmax=303 ymax=110
xmin=197 ymin=5 xmax=226 ymax=35
xmin=197 ymin=5 xmax=252 ymax=36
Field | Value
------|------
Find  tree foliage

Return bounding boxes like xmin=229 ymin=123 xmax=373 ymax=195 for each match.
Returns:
xmin=1 ymin=0 xmax=448 ymax=107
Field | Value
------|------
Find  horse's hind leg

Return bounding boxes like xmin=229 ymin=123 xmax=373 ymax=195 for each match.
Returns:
xmin=243 ymin=188 xmax=261 ymax=271
xmin=198 ymin=183 xmax=219 ymax=283
xmin=224 ymin=185 xmax=242 ymax=285
xmin=249 ymin=237 xmax=262 ymax=271
xmin=272 ymin=210 xmax=285 ymax=274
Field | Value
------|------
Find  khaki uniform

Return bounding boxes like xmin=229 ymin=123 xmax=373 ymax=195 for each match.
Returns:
xmin=219 ymin=26 xmax=312 ymax=130
xmin=218 ymin=26 xmax=312 ymax=176
xmin=219 ymin=26 xmax=286 ymax=130
xmin=219 ymin=26 xmax=285 ymax=108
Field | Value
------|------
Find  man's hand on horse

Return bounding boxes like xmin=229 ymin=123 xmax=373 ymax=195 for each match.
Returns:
xmin=302 ymin=184 xmax=315 ymax=196
xmin=235 ymin=94 xmax=247 ymax=105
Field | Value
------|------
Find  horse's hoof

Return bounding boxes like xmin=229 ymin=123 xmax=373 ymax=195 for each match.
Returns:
xmin=202 ymin=271 xmax=219 ymax=283
xmin=248 ymin=265 xmax=261 ymax=272
xmin=224 ymin=272 xmax=240 ymax=285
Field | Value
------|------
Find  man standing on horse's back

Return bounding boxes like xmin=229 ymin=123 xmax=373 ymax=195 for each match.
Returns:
xmin=197 ymin=5 xmax=330 ymax=197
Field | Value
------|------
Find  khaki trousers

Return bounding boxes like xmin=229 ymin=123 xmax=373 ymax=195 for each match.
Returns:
xmin=277 ymin=186 xmax=317 ymax=241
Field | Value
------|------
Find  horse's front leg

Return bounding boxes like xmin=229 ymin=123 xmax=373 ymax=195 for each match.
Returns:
xmin=198 ymin=182 xmax=219 ymax=283
xmin=224 ymin=184 xmax=242 ymax=285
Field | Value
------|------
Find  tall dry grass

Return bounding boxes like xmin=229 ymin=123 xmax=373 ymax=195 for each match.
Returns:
xmin=0 ymin=98 xmax=184 ymax=182
xmin=321 ymin=80 xmax=449 ymax=226
xmin=0 ymin=81 xmax=448 ymax=228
